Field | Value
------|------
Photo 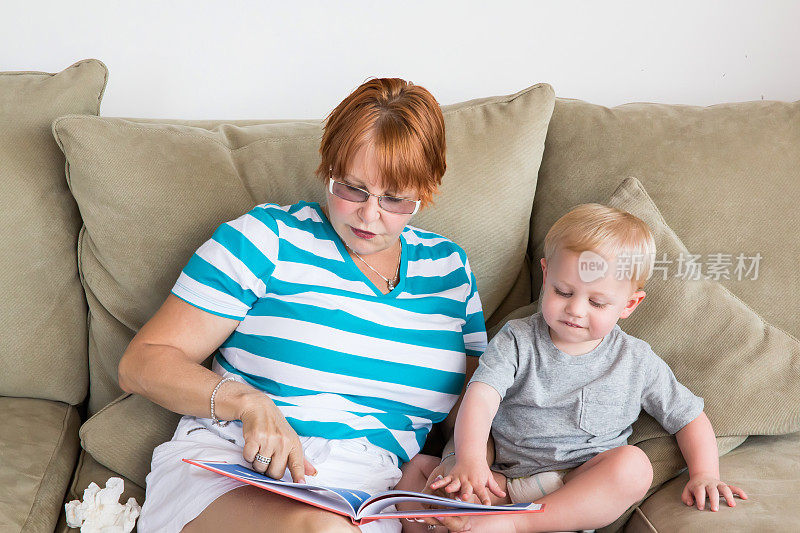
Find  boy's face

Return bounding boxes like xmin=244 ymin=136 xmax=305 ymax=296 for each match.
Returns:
xmin=540 ymin=248 xmax=646 ymax=352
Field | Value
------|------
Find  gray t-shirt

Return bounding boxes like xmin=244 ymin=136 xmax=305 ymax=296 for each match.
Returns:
xmin=469 ymin=311 xmax=704 ymax=478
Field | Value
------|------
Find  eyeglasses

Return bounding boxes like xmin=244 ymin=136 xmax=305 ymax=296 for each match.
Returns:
xmin=328 ymin=177 xmax=421 ymax=215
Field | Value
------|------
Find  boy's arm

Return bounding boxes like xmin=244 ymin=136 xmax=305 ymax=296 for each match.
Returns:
xmin=433 ymin=381 xmax=503 ymax=504
xmin=440 ymin=354 xmax=481 ymax=440
xmin=675 ymin=411 xmax=719 ymax=479
xmin=675 ymin=411 xmax=748 ymax=511
xmin=437 ymin=354 xmax=496 ymax=465
xmin=454 ymin=382 xmax=501 ymax=464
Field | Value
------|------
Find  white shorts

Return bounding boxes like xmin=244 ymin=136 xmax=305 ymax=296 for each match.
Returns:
xmin=137 ymin=414 xmax=403 ymax=533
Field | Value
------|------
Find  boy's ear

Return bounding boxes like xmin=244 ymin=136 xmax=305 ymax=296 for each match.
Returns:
xmin=619 ymin=290 xmax=646 ymax=319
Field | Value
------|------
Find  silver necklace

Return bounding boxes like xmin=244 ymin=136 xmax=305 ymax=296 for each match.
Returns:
xmin=346 ymin=243 xmax=401 ymax=291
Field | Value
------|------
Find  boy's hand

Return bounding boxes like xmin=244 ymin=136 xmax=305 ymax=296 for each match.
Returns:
xmin=429 ymin=457 xmax=505 ymax=506
xmin=681 ymin=475 xmax=748 ymax=511
xmin=413 ymin=456 xmax=473 ymax=532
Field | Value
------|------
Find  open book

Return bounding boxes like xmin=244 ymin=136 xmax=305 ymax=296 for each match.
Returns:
xmin=183 ymin=459 xmax=545 ymax=525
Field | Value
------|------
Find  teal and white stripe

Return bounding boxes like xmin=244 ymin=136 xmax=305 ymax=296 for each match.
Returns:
xmin=171 ymin=201 xmax=487 ymax=463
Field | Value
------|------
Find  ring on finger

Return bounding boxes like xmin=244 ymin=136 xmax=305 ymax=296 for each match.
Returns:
xmin=254 ymin=453 xmax=272 ymax=465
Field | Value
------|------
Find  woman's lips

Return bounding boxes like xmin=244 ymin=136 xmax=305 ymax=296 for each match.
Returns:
xmin=350 ymin=226 xmax=376 ymax=239
xmin=561 ymin=320 xmax=583 ymax=329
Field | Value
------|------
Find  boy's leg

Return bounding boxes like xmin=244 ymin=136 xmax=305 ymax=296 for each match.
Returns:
xmin=468 ymin=445 xmax=653 ymax=533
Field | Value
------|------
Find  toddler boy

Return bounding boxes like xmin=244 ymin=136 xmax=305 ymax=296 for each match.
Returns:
xmin=429 ymin=203 xmax=747 ymax=532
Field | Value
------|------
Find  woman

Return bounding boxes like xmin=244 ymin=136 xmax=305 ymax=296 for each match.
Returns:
xmin=121 ymin=77 xmax=487 ymax=532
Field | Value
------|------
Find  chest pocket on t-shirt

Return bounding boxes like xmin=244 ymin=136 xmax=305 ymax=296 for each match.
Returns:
xmin=579 ymin=387 xmax=629 ymax=437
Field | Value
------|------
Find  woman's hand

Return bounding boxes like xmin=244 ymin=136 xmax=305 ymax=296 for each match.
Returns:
xmin=237 ymin=393 xmax=317 ymax=483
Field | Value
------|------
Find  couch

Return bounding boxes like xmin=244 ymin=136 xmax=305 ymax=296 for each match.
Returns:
xmin=2 ymin=58 xmax=799 ymax=533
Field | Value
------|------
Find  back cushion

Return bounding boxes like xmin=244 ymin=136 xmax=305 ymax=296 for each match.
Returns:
xmin=53 ymin=83 xmax=555 ymax=414
xmin=531 ymin=97 xmax=800 ymax=340
xmin=0 ymin=59 xmax=107 ymax=403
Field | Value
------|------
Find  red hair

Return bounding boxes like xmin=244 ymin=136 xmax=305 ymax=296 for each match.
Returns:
xmin=316 ymin=78 xmax=446 ymax=208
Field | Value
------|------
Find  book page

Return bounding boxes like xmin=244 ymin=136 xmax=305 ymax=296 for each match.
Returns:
xmin=183 ymin=460 xmax=370 ymax=518
xmin=359 ymin=493 xmax=541 ymax=519
xmin=184 ymin=459 xmax=543 ymax=523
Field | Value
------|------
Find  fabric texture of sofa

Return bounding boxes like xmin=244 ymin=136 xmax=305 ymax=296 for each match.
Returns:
xmin=2 ymin=58 xmax=799 ymax=533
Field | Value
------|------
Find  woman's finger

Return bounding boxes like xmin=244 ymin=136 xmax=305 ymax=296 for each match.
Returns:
xmin=304 ymin=456 xmax=318 ymax=477
xmin=284 ymin=442 xmax=310 ymax=483
xmin=251 ymin=445 xmax=274 ymax=475
xmin=419 ymin=514 xmax=442 ymax=527
xmin=435 ymin=515 xmax=471 ymax=531
xmin=242 ymin=436 xmax=261 ymax=466
xmin=266 ymin=435 xmax=292 ymax=479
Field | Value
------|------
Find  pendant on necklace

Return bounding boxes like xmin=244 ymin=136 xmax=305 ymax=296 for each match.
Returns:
xmin=387 ymin=279 xmax=395 ymax=291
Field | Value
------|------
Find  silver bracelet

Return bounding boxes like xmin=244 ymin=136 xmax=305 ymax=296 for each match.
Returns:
xmin=210 ymin=377 xmax=235 ymax=427
xmin=439 ymin=451 xmax=456 ymax=464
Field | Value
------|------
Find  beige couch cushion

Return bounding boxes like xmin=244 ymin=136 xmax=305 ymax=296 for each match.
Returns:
xmin=625 ymin=432 xmax=800 ymax=532
xmin=79 ymin=392 xmax=182 ymax=486
xmin=532 ymin=97 xmax=800 ymax=342
xmin=607 ymin=178 xmax=800 ymax=439
xmin=0 ymin=398 xmax=81 ymax=533
xmin=60 ymin=84 xmax=555 ymax=480
xmin=0 ymin=59 xmax=107 ymax=403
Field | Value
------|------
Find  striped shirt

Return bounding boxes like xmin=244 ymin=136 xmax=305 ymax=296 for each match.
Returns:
xmin=171 ymin=201 xmax=487 ymax=463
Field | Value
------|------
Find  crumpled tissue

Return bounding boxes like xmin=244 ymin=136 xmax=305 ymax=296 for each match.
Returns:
xmin=64 ymin=477 xmax=141 ymax=532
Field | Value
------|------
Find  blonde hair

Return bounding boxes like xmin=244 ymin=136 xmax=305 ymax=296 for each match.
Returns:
xmin=543 ymin=203 xmax=656 ymax=291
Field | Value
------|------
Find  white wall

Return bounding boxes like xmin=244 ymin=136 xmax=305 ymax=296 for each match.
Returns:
xmin=3 ymin=0 xmax=799 ymax=119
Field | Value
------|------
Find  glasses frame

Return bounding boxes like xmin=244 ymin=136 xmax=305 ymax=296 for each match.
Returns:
xmin=327 ymin=177 xmax=421 ymax=216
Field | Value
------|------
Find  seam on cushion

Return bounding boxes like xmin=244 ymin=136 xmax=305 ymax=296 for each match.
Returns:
xmin=1 ymin=60 xmax=107 ymax=115
xmin=632 ymin=506 xmax=658 ymax=532
xmin=94 ymin=60 xmax=109 ymax=115
xmin=77 ymin=225 xmax=92 ymax=410
xmin=52 ymin=117 xmax=71 ymax=186
xmin=76 ymin=225 xmax=87 ymax=292
xmin=0 ymin=57 xmax=96 ymax=76
xmin=628 ymin=177 xmax=800 ymax=347
xmin=229 ymin=135 xmax=320 ymax=154
xmin=443 ymin=83 xmax=552 ymax=117
xmin=22 ymin=403 xmax=73 ymax=531
xmin=85 ymin=391 xmax=133 ymax=423
xmin=67 ymin=449 xmax=88 ymax=502
xmin=53 ymin=114 xmax=322 ymax=152
xmin=51 ymin=83 xmax=553 ymax=154
xmin=79 ymin=392 xmax=134 ymax=449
